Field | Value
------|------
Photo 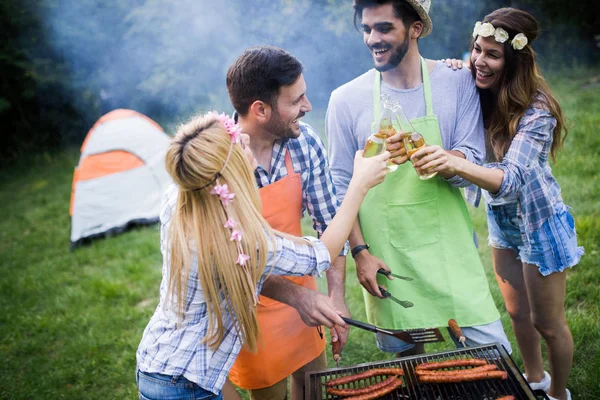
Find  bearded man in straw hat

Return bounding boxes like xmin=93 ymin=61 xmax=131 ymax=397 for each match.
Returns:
xmin=326 ymin=0 xmax=511 ymax=356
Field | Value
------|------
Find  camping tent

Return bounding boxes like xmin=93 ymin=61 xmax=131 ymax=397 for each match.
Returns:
xmin=69 ymin=109 xmax=171 ymax=249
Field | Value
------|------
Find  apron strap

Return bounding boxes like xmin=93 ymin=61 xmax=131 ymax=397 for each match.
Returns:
xmin=269 ymin=146 xmax=294 ymax=184
xmin=372 ymin=57 xmax=434 ymax=120
xmin=283 ymin=149 xmax=295 ymax=176
xmin=420 ymin=57 xmax=434 ymax=117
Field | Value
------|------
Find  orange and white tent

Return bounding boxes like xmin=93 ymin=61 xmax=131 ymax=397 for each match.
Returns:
xmin=69 ymin=109 xmax=171 ymax=249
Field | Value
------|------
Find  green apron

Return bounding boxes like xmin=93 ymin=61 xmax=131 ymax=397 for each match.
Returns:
xmin=359 ymin=58 xmax=500 ymax=330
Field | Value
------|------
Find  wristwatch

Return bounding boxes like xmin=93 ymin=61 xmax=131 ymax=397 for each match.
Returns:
xmin=351 ymin=243 xmax=370 ymax=258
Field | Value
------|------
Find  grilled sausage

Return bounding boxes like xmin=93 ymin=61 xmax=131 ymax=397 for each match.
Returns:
xmin=342 ymin=376 xmax=403 ymax=400
xmin=418 ymin=370 xmax=508 ymax=383
xmin=448 ymin=319 xmax=465 ymax=341
xmin=326 ymin=376 xmax=397 ymax=397
xmin=325 ymin=368 xmax=404 ymax=387
xmin=331 ymin=340 xmax=342 ymax=365
xmin=415 ymin=364 xmax=497 ymax=376
xmin=496 ymin=396 xmax=516 ymax=400
xmin=415 ymin=358 xmax=488 ymax=371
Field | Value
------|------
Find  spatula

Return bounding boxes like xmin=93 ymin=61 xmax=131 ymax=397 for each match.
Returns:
xmin=341 ymin=317 xmax=445 ymax=344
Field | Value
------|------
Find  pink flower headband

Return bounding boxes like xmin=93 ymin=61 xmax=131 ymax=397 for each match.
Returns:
xmin=195 ymin=112 xmax=257 ymax=303
xmin=195 ymin=111 xmax=242 ymax=191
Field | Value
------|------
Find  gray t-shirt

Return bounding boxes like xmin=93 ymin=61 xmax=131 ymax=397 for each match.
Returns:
xmin=326 ymin=61 xmax=485 ymax=202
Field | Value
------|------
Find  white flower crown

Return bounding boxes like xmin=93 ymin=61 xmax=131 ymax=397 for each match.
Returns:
xmin=472 ymin=21 xmax=529 ymax=50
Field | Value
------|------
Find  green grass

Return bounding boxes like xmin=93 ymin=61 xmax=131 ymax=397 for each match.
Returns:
xmin=0 ymin=151 xmax=162 ymax=399
xmin=1 ymin=71 xmax=599 ymax=399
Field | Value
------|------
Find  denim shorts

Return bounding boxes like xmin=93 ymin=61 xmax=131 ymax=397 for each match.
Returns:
xmin=376 ymin=319 xmax=512 ymax=354
xmin=136 ymin=369 xmax=222 ymax=400
xmin=486 ymin=202 xmax=584 ymax=276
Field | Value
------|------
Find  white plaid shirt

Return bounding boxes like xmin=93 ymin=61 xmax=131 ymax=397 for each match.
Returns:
xmin=136 ymin=184 xmax=331 ymax=394
xmin=466 ymin=107 xmax=564 ymax=249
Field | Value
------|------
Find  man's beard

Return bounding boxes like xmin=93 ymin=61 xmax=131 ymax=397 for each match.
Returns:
xmin=266 ymin=109 xmax=299 ymax=139
xmin=374 ymin=37 xmax=409 ymax=72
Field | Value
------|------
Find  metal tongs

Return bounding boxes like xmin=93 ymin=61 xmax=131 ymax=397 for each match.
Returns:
xmin=377 ymin=268 xmax=414 ymax=281
xmin=379 ymin=286 xmax=414 ymax=308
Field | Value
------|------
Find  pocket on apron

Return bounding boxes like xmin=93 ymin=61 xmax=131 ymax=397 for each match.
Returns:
xmin=387 ymin=198 xmax=441 ymax=249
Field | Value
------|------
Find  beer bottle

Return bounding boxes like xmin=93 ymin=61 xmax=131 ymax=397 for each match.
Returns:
xmin=393 ymin=104 xmax=437 ymax=180
xmin=364 ymin=96 xmax=397 ymax=171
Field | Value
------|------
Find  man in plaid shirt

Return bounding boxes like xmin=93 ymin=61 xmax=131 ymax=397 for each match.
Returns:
xmin=225 ymin=46 xmax=350 ymax=400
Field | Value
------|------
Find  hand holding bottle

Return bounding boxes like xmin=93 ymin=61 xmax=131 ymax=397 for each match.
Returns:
xmin=352 ymin=150 xmax=390 ymax=191
xmin=411 ymin=145 xmax=461 ymax=176
xmin=385 ymin=131 xmax=410 ymax=165
xmin=404 ymin=132 xmax=438 ymax=180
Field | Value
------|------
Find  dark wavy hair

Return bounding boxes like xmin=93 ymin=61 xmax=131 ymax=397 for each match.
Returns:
xmin=226 ymin=46 xmax=303 ymax=116
xmin=353 ymin=0 xmax=420 ymax=31
xmin=472 ymin=8 xmax=567 ymax=161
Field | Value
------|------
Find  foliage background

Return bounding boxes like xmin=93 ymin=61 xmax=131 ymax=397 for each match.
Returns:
xmin=1 ymin=0 xmax=598 ymax=164
xmin=0 ymin=1 xmax=599 ymax=399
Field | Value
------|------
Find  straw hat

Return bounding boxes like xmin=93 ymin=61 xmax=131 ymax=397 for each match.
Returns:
xmin=405 ymin=0 xmax=433 ymax=37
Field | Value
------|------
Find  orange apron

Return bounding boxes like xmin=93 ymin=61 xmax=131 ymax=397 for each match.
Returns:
xmin=229 ymin=150 xmax=326 ymax=389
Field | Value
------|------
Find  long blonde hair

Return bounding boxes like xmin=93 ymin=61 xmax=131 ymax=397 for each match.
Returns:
xmin=473 ymin=8 xmax=567 ymax=162
xmin=164 ymin=112 xmax=274 ymax=351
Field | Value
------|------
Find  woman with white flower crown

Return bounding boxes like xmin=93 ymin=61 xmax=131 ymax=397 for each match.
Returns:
xmin=415 ymin=8 xmax=583 ymax=400
xmin=135 ymin=111 xmax=389 ymax=400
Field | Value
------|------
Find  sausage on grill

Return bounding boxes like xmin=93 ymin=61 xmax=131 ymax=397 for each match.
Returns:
xmin=415 ymin=364 xmax=497 ymax=376
xmin=496 ymin=396 xmax=516 ymax=400
xmin=326 ymin=376 xmax=397 ymax=397
xmin=415 ymin=358 xmax=488 ymax=371
xmin=418 ymin=370 xmax=508 ymax=383
xmin=325 ymin=368 xmax=404 ymax=387
xmin=342 ymin=376 xmax=403 ymax=400
xmin=448 ymin=319 xmax=464 ymax=340
xmin=331 ymin=340 xmax=342 ymax=365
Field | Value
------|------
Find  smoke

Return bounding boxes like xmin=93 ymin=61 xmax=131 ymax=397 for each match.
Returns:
xmin=36 ymin=0 xmax=363 ymax=129
xmin=35 ymin=0 xmax=597 ymax=133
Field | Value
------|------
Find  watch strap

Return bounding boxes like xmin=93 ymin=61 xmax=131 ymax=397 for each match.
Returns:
xmin=351 ymin=243 xmax=370 ymax=258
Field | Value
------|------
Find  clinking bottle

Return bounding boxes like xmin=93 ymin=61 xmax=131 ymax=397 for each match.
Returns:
xmin=393 ymin=103 xmax=437 ymax=180
xmin=363 ymin=96 xmax=398 ymax=172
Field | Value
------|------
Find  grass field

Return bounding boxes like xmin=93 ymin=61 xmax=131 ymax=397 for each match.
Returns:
xmin=0 ymin=71 xmax=598 ymax=399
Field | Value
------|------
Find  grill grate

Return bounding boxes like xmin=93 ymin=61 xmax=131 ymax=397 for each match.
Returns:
xmin=306 ymin=343 xmax=546 ymax=400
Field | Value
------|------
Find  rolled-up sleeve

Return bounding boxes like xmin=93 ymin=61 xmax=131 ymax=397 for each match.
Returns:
xmin=266 ymin=235 xmax=331 ymax=278
xmin=445 ymin=144 xmax=482 ymax=187
xmin=487 ymin=109 xmax=555 ymax=199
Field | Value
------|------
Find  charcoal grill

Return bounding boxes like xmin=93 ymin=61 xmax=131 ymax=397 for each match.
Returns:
xmin=306 ymin=343 xmax=549 ymax=400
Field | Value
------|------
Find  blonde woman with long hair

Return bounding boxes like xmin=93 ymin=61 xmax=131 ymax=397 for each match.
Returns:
xmin=136 ymin=111 xmax=389 ymax=400
xmin=416 ymin=8 xmax=583 ymax=400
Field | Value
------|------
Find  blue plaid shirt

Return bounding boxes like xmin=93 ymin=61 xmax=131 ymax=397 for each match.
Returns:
xmin=136 ymin=184 xmax=331 ymax=395
xmin=467 ymin=107 xmax=563 ymax=247
xmin=255 ymin=122 xmax=349 ymax=255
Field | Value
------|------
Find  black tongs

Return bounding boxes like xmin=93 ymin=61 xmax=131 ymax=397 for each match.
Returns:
xmin=377 ymin=268 xmax=414 ymax=281
xmin=378 ymin=285 xmax=414 ymax=308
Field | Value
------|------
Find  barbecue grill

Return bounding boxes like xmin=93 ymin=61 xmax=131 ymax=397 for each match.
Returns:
xmin=306 ymin=343 xmax=549 ymax=400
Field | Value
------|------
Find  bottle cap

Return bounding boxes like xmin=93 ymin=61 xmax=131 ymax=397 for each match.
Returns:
xmin=410 ymin=132 xmax=425 ymax=146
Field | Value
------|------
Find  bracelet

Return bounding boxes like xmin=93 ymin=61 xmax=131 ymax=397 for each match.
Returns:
xmin=351 ymin=243 xmax=370 ymax=258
